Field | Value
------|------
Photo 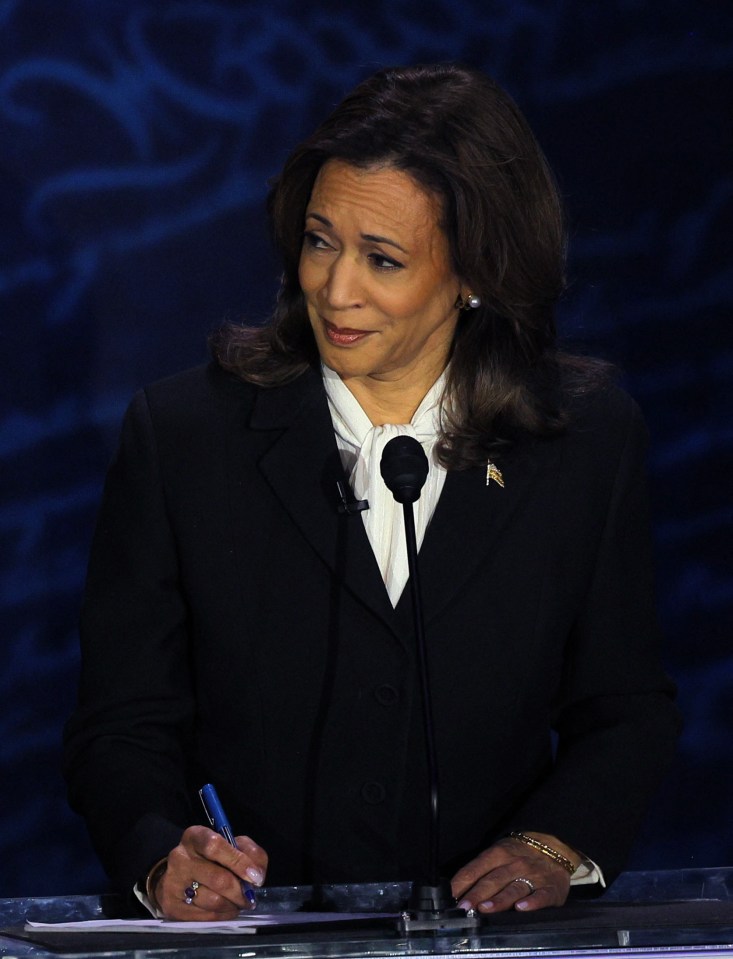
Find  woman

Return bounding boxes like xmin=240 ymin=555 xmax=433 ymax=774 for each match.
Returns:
xmin=63 ymin=64 xmax=679 ymax=921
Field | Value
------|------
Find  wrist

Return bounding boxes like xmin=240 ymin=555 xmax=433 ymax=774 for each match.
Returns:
xmin=524 ymin=832 xmax=583 ymax=869
xmin=144 ymin=856 xmax=169 ymax=914
xmin=507 ymin=831 xmax=580 ymax=874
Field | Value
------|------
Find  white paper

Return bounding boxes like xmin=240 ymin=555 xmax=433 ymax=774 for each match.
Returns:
xmin=26 ymin=911 xmax=395 ymax=934
xmin=26 ymin=919 xmax=256 ymax=934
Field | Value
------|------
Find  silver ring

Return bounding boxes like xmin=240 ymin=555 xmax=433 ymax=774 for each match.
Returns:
xmin=184 ymin=880 xmax=200 ymax=904
xmin=512 ymin=876 xmax=536 ymax=893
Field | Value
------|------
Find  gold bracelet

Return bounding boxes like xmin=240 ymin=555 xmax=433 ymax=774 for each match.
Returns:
xmin=508 ymin=831 xmax=576 ymax=875
xmin=145 ymin=856 xmax=169 ymax=912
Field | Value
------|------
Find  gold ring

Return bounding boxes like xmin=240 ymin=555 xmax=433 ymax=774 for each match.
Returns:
xmin=511 ymin=877 xmax=536 ymax=893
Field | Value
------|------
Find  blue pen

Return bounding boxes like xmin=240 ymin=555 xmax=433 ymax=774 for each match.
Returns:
xmin=199 ymin=783 xmax=257 ymax=906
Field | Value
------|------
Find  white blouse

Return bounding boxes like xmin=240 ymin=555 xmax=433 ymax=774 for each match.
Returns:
xmin=322 ymin=363 xmax=447 ymax=607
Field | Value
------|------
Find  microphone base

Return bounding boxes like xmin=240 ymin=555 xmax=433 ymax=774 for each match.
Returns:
xmin=396 ymin=880 xmax=481 ymax=933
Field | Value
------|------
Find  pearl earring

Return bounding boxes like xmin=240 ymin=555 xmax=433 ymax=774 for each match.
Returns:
xmin=456 ymin=293 xmax=482 ymax=310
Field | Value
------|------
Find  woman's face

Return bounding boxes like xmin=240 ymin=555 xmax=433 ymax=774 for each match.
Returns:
xmin=298 ymin=160 xmax=464 ymax=391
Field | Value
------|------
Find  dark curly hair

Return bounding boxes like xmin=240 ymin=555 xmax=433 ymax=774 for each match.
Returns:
xmin=211 ymin=63 xmax=607 ymax=467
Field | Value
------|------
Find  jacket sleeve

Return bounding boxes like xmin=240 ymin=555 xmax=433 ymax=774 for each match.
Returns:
xmin=63 ymin=388 xmax=197 ymax=892
xmin=504 ymin=396 xmax=681 ymax=883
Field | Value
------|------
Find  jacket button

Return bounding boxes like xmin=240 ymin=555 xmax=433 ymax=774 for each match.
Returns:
xmin=361 ymin=781 xmax=386 ymax=804
xmin=374 ymin=684 xmax=399 ymax=706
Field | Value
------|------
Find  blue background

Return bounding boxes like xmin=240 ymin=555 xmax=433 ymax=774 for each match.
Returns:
xmin=1 ymin=0 xmax=731 ymax=897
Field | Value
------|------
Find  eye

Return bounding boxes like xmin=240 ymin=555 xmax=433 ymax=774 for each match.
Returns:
xmin=368 ymin=252 xmax=404 ymax=272
xmin=303 ymin=230 xmax=333 ymax=251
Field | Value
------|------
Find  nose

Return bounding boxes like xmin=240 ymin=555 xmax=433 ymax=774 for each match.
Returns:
xmin=322 ymin=253 xmax=365 ymax=310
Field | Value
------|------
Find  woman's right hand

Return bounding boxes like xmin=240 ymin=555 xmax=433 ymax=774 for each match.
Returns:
xmin=151 ymin=825 xmax=268 ymax=920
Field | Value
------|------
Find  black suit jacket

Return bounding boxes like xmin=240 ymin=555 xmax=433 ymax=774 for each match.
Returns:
xmin=64 ymin=362 xmax=679 ymax=892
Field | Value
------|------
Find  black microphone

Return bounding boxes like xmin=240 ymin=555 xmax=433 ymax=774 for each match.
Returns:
xmin=380 ymin=436 xmax=478 ymax=932
xmin=379 ymin=435 xmax=429 ymax=504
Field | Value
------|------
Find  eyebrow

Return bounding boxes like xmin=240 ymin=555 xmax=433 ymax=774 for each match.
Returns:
xmin=305 ymin=212 xmax=408 ymax=254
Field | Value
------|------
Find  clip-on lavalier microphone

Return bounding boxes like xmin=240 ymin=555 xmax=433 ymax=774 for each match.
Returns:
xmin=336 ymin=480 xmax=369 ymax=516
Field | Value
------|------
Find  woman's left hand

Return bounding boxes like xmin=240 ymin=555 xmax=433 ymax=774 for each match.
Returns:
xmin=451 ymin=833 xmax=578 ymax=914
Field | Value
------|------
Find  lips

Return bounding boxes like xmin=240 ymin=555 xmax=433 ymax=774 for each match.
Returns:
xmin=322 ymin=318 xmax=374 ymax=346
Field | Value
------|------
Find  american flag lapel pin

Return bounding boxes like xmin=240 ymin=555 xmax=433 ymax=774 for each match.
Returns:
xmin=486 ymin=460 xmax=505 ymax=488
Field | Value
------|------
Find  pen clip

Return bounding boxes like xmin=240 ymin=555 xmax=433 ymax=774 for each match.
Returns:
xmin=199 ymin=783 xmax=238 ymax=846
xmin=198 ymin=785 xmax=215 ymax=828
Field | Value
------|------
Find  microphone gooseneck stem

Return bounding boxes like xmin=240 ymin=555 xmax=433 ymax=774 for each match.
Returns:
xmin=402 ymin=500 xmax=440 ymax=887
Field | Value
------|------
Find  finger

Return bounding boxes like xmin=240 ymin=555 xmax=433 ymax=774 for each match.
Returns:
xmin=477 ymin=880 xmax=567 ymax=912
xmin=478 ymin=872 xmax=570 ymax=914
xmin=166 ymin=844 xmax=249 ymax=911
xmin=455 ymin=856 xmax=534 ymax=907
xmin=157 ymin=876 xmax=242 ymax=921
xmin=451 ymin=847 xmax=508 ymax=899
xmin=512 ymin=883 xmax=562 ymax=912
xmin=475 ymin=877 xmax=543 ymax=914
xmin=185 ymin=828 xmax=265 ymax=887
xmin=456 ymin=863 xmax=551 ymax=911
xmin=162 ymin=893 xmax=241 ymax=921
xmin=235 ymin=835 xmax=269 ymax=872
xmin=234 ymin=835 xmax=268 ymax=885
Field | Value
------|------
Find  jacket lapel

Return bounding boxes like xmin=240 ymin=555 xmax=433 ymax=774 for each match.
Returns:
xmin=243 ymin=369 xmax=548 ymax=638
xmin=248 ymin=370 xmax=399 ymax=634
xmin=396 ymin=441 xmax=543 ymax=627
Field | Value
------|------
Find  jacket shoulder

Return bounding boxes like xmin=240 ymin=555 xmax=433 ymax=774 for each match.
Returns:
xmin=564 ymin=381 xmax=648 ymax=448
xmin=142 ymin=362 xmax=257 ymax=418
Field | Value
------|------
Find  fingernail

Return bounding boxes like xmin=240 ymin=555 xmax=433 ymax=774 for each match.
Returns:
xmin=457 ymin=899 xmax=471 ymax=912
xmin=246 ymin=867 xmax=264 ymax=885
xmin=479 ymin=900 xmax=494 ymax=910
xmin=515 ymin=900 xmax=529 ymax=910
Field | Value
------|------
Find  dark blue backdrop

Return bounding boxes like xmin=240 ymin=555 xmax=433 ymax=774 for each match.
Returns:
xmin=1 ymin=0 xmax=731 ymax=897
